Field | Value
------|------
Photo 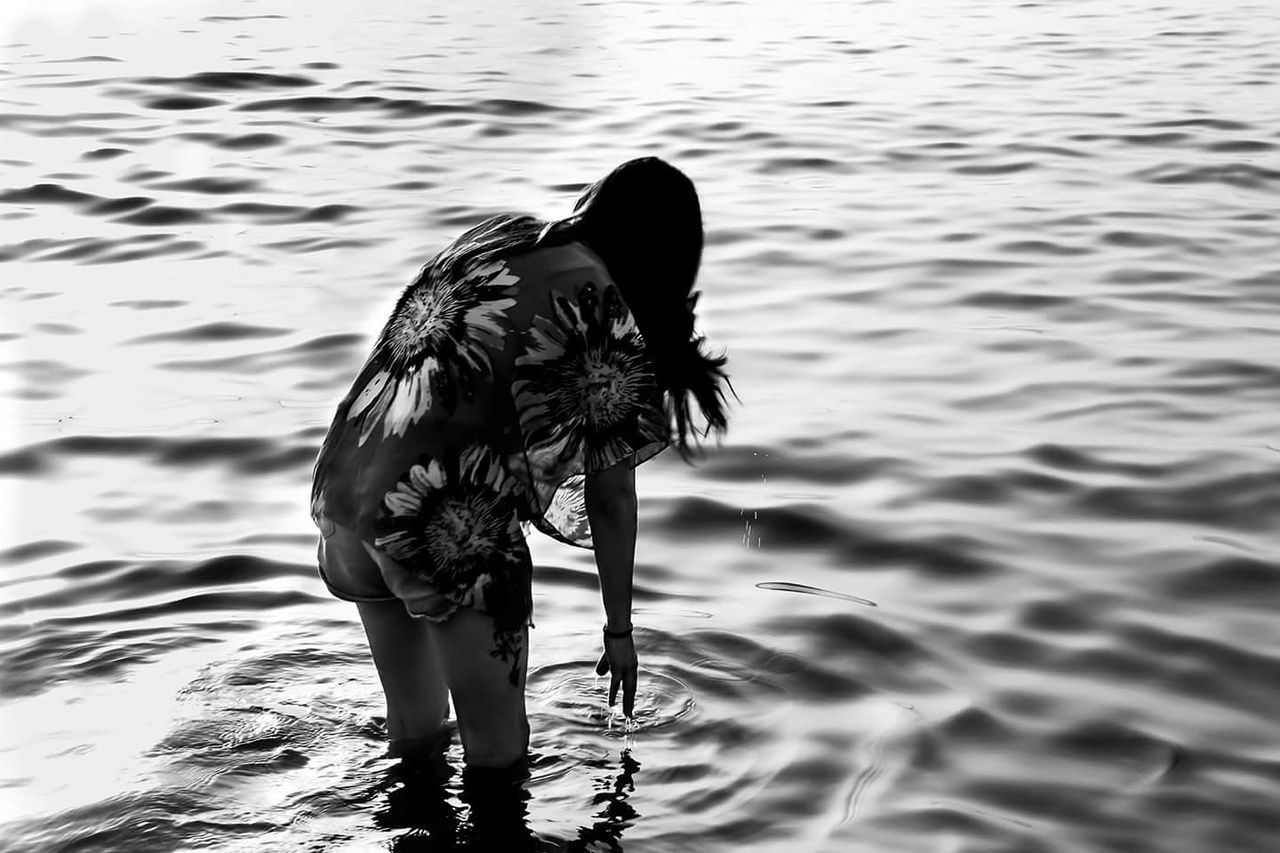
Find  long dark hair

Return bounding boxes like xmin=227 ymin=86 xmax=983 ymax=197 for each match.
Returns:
xmin=538 ymin=157 xmax=732 ymax=457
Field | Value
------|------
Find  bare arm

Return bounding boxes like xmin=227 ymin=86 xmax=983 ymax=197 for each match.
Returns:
xmin=585 ymin=460 xmax=637 ymax=630
xmin=584 ymin=460 xmax=639 ymax=715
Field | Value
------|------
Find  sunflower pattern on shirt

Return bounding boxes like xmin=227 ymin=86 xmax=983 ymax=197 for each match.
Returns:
xmin=511 ymin=279 xmax=667 ymax=545
xmin=372 ymin=444 xmax=532 ymax=684
xmin=346 ymin=259 xmax=520 ymax=446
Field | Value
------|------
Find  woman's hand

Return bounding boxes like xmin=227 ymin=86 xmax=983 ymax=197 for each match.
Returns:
xmin=596 ymin=634 xmax=638 ymax=718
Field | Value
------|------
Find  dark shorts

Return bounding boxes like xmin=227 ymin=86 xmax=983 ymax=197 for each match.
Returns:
xmin=315 ymin=514 xmax=461 ymax=621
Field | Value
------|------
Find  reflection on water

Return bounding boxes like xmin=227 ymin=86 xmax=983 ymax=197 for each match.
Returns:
xmin=4 ymin=0 xmax=1280 ymax=850
xmin=375 ymin=749 xmax=641 ymax=852
xmin=378 ymin=757 xmax=538 ymax=852
xmin=567 ymin=750 xmax=642 ymax=853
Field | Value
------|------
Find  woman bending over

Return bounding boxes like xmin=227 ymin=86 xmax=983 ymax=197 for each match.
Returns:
xmin=310 ymin=157 xmax=731 ymax=769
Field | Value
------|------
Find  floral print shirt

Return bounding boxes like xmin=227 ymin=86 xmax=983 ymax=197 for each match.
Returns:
xmin=311 ymin=219 xmax=667 ymax=678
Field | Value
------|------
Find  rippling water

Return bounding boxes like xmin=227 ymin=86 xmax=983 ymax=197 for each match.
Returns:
xmin=3 ymin=0 xmax=1280 ymax=850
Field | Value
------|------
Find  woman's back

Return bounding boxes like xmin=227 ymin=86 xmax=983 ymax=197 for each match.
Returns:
xmin=312 ymin=216 xmax=667 ymax=542
xmin=311 ymin=215 xmax=668 ymax=675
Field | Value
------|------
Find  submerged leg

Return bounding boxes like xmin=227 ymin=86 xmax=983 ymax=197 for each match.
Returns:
xmin=355 ymin=598 xmax=451 ymax=755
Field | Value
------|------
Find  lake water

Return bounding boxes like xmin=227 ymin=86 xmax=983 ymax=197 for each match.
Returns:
xmin=2 ymin=0 xmax=1280 ymax=850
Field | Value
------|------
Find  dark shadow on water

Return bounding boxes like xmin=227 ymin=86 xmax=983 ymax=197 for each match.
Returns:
xmin=566 ymin=749 xmax=641 ymax=852
xmin=375 ymin=749 xmax=641 ymax=851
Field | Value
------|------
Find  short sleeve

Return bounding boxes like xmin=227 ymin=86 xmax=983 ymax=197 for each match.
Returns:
xmin=510 ymin=270 xmax=668 ymax=548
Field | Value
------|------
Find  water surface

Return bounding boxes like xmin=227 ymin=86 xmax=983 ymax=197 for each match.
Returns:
xmin=3 ymin=0 xmax=1280 ymax=850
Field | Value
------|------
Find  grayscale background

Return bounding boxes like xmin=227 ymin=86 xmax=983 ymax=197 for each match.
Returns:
xmin=2 ymin=0 xmax=1279 ymax=850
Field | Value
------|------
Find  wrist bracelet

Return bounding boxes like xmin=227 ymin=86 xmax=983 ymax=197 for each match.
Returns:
xmin=603 ymin=625 xmax=633 ymax=639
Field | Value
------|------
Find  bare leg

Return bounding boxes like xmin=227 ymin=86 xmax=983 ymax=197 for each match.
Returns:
xmin=429 ymin=606 xmax=530 ymax=769
xmin=355 ymin=599 xmax=451 ymax=755
xmin=351 ymin=538 xmax=530 ymax=768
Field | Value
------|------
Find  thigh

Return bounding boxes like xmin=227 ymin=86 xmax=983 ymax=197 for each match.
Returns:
xmin=429 ymin=606 xmax=530 ymax=769
xmin=356 ymin=598 xmax=450 ymax=745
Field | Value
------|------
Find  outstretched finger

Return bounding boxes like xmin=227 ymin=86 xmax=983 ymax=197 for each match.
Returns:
xmin=596 ymin=651 xmax=609 ymax=676
xmin=609 ymin=671 xmax=621 ymax=708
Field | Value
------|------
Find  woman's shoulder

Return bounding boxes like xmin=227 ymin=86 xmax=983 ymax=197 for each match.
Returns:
xmin=504 ymin=239 xmax=610 ymax=287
